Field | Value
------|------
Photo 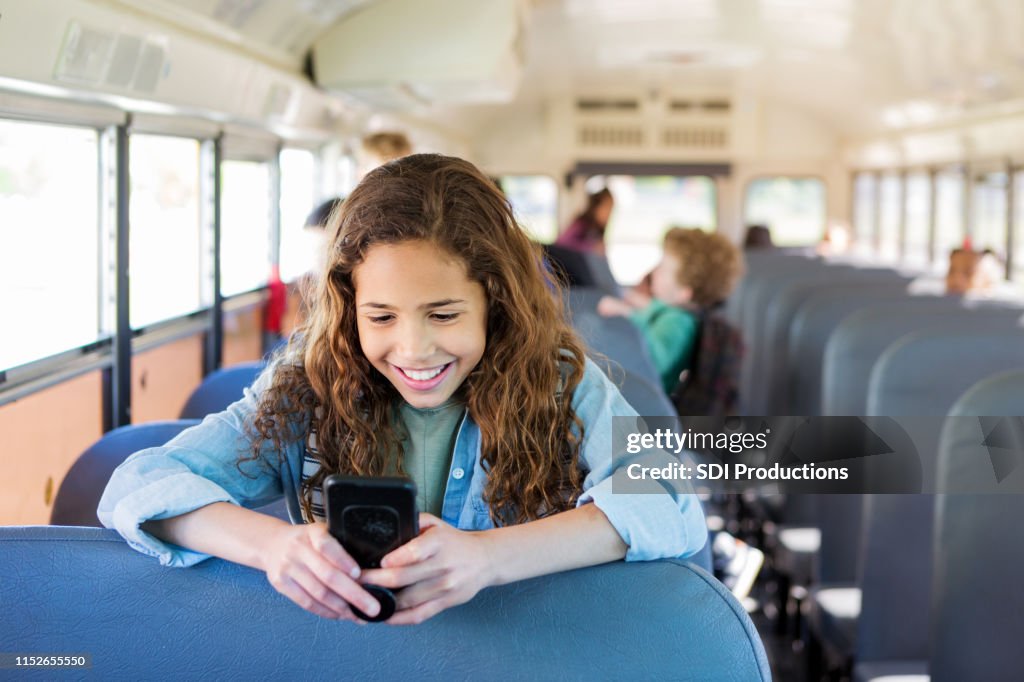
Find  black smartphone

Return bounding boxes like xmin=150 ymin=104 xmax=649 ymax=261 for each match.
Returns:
xmin=323 ymin=475 xmax=418 ymax=622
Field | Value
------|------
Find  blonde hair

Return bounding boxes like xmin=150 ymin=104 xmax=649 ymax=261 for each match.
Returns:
xmin=663 ymin=228 xmax=744 ymax=308
xmin=361 ymin=132 xmax=413 ymax=163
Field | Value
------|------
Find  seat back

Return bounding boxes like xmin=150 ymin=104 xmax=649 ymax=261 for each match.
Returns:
xmin=854 ymin=493 xmax=934 ymax=664
xmin=543 ymin=244 xmax=621 ymax=295
xmin=787 ymin=283 xmax=912 ymax=415
xmin=618 ymin=370 xmax=676 ymax=417
xmin=812 ymin=493 xmax=864 ymax=584
xmin=179 ymin=362 xmax=265 ymax=419
xmin=756 ymin=270 xmax=909 ymax=415
xmin=821 ymin=300 xmax=1022 ymax=415
xmin=571 ymin=309 xmax=661 ymax=386
xmin=0 ymin=526 xmax=769 ymax=680
xmin=50 ymin=420 xmax=201 ymax=527
xmin=868 ymin=327 xmax=1024 ymax=417
xmin=930 ymin=371 xmax=1024 ymax=681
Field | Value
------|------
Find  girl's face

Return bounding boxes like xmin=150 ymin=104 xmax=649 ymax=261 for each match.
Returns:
xmin=353 ymin=240 xmax=487 ymax=409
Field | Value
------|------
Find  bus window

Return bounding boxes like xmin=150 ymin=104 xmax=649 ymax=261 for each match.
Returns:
xmin=589 ymin=175 xmax=716 ymax=285
xmin=501 ymin=175 xmax=558 ymax=243
xmin=934 ymin=168 xmax=965 ymax=270
xmin=971 ymin=171 xmax=1008 ymax=258
xmin=744 ymin=177 xmax=825 ymax=247
xmin=279 ymin=148 xmax=318 ymax=283
xmin=220 ymin=160 xmax=272 ymax=297
xmin=852 ymin=172 xmax=877 ymax=255
xmin=129 ymin=135 xmax=202 ymax=329
xmin=878 ymin=172 xmax=901 ymax=262
xmin=903 ymin=171 xmax=930 ymax=269
xmin=0 ymin=119 xmax=100 ymax=370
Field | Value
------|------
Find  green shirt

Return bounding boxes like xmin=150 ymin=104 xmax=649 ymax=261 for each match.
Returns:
xmin=629 ymin=299 xmax=700 ymax=394
xmin=397 ymin=398 xmax=466 ymax=516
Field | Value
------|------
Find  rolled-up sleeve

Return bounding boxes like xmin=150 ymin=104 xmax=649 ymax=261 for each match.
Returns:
xmin=573 ymin=358 xmax=706 ymax=561
xmin=97 ymin=368 xmax=293 ymax=567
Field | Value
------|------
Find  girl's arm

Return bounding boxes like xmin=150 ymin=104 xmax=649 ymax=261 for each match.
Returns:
xmin=144 ymin=502 xmax=383 ymax=622
xmin=360 ymin=503 xmax=625 ymax=625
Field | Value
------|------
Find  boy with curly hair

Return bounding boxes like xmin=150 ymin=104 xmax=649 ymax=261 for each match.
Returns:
xmin=598 ymin=228 xmax=743 ymax=393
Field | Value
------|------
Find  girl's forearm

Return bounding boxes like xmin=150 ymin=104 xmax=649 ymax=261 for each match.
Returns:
xmin=480 ymin=503 xmax=627 ymax=587
xmin=142 ymin=502 xmax=291 ymax=571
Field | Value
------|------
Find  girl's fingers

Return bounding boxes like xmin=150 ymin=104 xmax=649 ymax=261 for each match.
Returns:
xmin=361 ymin=558 xmax=442 ymax=590
xmin=386 ymin=597 xmax=447 ymax=626
xmin=393 ymin=574 xmax=452 ymax=611
xmin=309 ymin=525 xmax=361 ymax=578
xmin=288 ymin=564 xmax=357 ymax=619
xmin=303 ymin=547 xmax=381 ymax=618
xmin=380 ymin=524 xmax=442 ymax=568
xmin=276 ymin=574 xmax=344 ymax=620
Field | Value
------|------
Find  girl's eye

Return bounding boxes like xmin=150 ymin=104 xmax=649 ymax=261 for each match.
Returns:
xmin=368 ymin=314 xmax=394 ymax=324
xmin=431 ymin=312 xmax=460 ymax=322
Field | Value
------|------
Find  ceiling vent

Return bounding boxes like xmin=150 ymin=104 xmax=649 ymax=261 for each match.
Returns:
xmin=313 ymin=0 xmax=521 ymax=108
xmin=661 ymin=127 xmax=729 ymax=149
xmin=55 ymin=21 xmax=166 ymax=94
xmin=669 ymin=99 xmax=732 ymax=114
xmin=576 ymin=98 xmax=640 ymax=113
xmin=578 ymin=125 xmax=645 ymax=147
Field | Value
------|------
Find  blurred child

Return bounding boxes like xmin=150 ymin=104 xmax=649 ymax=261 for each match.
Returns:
xmin=359 ymin=131 xmax=413 ymax=176
xmin=945 ymin=247 xmax=1004 ymax=295
xmin=598 ymin=228 xmax=743 ymax=394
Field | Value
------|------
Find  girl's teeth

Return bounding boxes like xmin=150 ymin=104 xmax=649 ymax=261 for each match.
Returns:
xmin=404 ymin=366 xmax=444 ymax=381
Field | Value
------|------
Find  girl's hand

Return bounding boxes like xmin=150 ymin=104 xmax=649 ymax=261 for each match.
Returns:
xmin=360 ymin=513 xmax=496 ymax=625
xmin=260 ymin=522 xmax=381 ymax=622
xmin=597 ymin=295 xmax=633 ymax=317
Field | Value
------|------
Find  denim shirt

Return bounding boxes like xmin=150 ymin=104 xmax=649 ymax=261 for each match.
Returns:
xmin=98 ymin=357 xmax=706 ymax=568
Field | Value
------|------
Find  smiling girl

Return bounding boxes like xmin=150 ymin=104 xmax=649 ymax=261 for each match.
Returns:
xmin=99 ymin=154 xmax=706 ymax=624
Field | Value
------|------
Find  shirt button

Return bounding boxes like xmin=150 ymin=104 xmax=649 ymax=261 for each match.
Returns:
xmin=452 ymin=467 xmax=465 ymax=480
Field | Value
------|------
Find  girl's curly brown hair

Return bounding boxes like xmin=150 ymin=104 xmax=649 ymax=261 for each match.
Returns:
xmin=246 ymin=154 xmax=588 ymax=525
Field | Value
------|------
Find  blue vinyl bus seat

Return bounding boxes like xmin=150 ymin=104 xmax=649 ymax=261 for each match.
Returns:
xmin=0 ymin=526 xmax=769 ymax=681
xmin=821 ymin=301 xmax=1022 ymax=415
xmin=618 ymin=370 xmax=676 ymax=418
xmin=755 ymin=270 xmax=910 ymax=416
xmin=179 ymin=361 xmax=265 ymax=419
xmin=50 ymin=420 xmax=200 ymax=527
xmin=868 ymin=327 xmax=1024 ymax=418
xmin=723 ymin=250 xmax=818 ymax=326
xmin=786 ymin=283 xmax=916 ymax=415
xmin=908 ymin=370 xmax=1024 ymax=682
xmin=570 ymin=307 xmax=661 ymax=387
xmin=850 ymin=493 xmax=934 ymax=682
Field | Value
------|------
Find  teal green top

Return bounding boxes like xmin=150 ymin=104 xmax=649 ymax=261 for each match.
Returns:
xmin=397 ymin=398 xmax=466 ymax=516
xmin=629 ymin=299 xmax=700 ymax=394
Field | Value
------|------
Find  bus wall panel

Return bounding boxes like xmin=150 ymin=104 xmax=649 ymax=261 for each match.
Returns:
xmin=131 ymin=335 xmax=203 ymax=424
xmin=223 ymin=307 xmax=263 ymax=366
xmin=0 ymin=371 xmax=103 ymax=526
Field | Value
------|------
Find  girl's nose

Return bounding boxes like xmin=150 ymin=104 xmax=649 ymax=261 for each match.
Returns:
xmin=395 ymin=321 xmax=434 ymax=361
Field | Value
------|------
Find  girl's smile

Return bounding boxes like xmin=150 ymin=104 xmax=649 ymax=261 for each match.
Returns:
xmin=392 ymin=361 xmax=454 ymax=390
xmin=353 ymin=240 xmax=487 ymax=408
